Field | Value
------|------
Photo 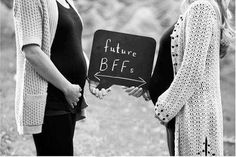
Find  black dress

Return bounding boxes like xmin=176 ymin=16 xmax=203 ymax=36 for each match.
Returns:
xmin=45 ymin=0 xmax=87 ymax=115
xmin=33 ymin=0 xmax=87 ymax=155
xmin=149 ymin=25 xmax=175 ymax=156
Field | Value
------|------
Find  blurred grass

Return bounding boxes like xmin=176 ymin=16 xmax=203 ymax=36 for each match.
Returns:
xmin=0 ymin=0 xmax=235 ymax=156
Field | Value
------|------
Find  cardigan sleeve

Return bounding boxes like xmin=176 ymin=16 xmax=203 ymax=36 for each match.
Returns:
xmin=154 ymin=1 xmax=214 ymax=123
xmin=13 ymin=0 xmax=42 ymax=51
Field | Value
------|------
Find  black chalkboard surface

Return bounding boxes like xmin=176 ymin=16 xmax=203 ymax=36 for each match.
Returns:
xmin=88 ymin=30 xmax=156 ymax=89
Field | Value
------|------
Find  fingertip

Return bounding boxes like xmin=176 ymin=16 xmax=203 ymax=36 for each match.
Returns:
xmin=95 ymin=89 xmax=99 ymax=97
xmin=92 ymin=88 xmax=96 ymax=94
xmin=121 ymin=86 xmax=127 ymax=89
xmin=99 ymin=94 xmax=103 ymax=99
xmin=99 ymin=91 xmax=103 ymax=98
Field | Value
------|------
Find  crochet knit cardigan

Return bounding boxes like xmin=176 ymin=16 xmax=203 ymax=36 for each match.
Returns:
xmin=154 ymin=0 xmax=223 ymax=156
xmin=13 ymin=0 xmax=89 ymax=135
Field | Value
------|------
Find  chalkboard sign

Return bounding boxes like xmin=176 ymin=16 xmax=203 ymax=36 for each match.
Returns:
xmin=88 ymin=30 xmax=156 ymax=89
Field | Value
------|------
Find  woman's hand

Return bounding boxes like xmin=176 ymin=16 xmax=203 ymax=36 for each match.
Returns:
xmin=88 ymin=80 xmax=111 ymax=99
xmin=123 ymin=86 xmax=151 ymax=101
xmin=63 ymin=84 xmax=82 ymax=108
xmin=123 ymin=86 xmax=145 ymax=98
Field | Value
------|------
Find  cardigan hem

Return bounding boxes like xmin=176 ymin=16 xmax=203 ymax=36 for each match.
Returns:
xmin=18 ymin=108 xmax=87 ymax=135
xmin=19 ymin=125 xmax=42 ymax=135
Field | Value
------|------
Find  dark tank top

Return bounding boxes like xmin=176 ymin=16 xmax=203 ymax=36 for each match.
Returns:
xmin=149 ymin=25 xmax=175 ymax=104
xmin=45 ymin=0 xmax=87 ymax=115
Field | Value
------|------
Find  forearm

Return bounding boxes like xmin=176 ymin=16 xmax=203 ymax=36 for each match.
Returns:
xmin=23 ymin=45 xmax=71 ymax=93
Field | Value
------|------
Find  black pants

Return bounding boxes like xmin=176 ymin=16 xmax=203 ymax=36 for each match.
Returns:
xmin=33 ymin=113 xmax=76 ymax=156
xmin=166 ymin=118 xmax=175 ymax=156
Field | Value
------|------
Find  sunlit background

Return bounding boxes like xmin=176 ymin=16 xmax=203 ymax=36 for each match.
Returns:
xmin=0 ymin=0 xmax=235 ymax=155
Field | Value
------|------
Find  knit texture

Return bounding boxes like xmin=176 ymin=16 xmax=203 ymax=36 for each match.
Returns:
xmin=154 ymin=0 xmax=223 ymax=156
xmin=13 ymin=0 xmax=88 ymax=135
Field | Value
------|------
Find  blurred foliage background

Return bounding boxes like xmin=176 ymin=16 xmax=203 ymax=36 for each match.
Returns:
xmin=0 ymin=0 xmax=235 ymax=156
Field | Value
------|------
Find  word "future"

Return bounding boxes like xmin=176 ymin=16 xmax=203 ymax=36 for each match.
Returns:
xmin=104 ymin=39 xmax=137 ymax=57
xmin=99 ymin=39 xmax=137 ymax=73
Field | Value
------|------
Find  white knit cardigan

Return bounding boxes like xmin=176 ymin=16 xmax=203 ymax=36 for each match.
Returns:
xmin=13 ymin=0 xmax=89 ymax=135
xmin=154 ymin=0 xmax=223 ymax=156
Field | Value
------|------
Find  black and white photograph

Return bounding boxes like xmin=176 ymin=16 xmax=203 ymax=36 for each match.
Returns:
xmin=0 ymin=0 xmax=235 ymax=156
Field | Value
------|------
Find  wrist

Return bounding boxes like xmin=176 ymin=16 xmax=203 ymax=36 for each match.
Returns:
xmin=62 ymin=80 xmax=72 ymax=94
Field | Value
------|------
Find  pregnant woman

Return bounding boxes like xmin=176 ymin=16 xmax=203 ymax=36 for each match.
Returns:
xmin=125 ymin=0 xmax=234 ymax=155
xmin=13 ymin=0 xmax=109 ymax=155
